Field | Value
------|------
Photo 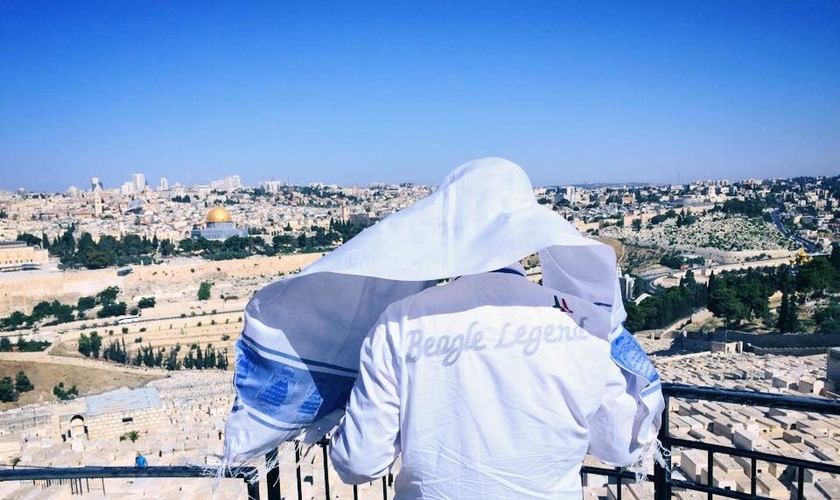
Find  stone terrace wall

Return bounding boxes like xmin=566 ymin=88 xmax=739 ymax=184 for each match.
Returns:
xmin=85 ymin=405 xmax=167 ymax=441
xmin=751 ymin=346 xmax=829 ymax=357
xmin=712 ymin=331 xmax=840 ymax=349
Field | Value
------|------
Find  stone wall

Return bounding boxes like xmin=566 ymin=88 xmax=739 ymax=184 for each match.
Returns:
xmin=751 ymin=346 xmax=829 ymax=357
xmin=712 ymin=330 xmax=840 ymax=349
xmin=83 ymin=406 xmax=168 ymax=441
xmin=0 ymin=252 xmax=321 ymax=316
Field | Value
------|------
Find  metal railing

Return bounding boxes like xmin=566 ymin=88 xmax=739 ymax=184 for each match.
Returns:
xmin=652 ymin=384 xmax=840 ymax=500
xmin=2 ymin=383 xmax=840 ymax=499
xmin=0 ymin=466 xmax=259 ymax=498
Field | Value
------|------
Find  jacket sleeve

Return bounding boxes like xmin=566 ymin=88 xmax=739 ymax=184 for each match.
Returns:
xmin=587 ymin=330 xmax=664 ymax=466
xmin=330 ymin=318 xmax=402 ymax=484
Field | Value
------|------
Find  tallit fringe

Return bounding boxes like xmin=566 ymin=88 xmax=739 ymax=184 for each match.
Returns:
xmin=626 ymin=438 xmax=669 ymax=500
xmin=209 ymin=438 xmax=327 ymax=492
xmin=206 ymin=452 xmax=262 ymax=492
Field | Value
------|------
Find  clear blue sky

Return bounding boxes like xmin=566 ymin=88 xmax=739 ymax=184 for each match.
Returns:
xmin=1 ymin=1 xmax=838 ymax=191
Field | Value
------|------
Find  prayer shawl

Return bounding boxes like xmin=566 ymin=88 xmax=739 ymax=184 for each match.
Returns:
xmin=223 ymin=157 xmax=663 ymax=471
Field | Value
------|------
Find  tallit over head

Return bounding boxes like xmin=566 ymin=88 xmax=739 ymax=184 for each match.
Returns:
xmin=223 ymin=157 xmax=661 ymax=467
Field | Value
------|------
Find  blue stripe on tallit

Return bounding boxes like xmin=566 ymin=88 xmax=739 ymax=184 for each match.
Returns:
xmin=239 ymin=332 xmax=358 ymax=375
xmin=234 ymin=340 xmax=357 ymax=426
xmin=490 ymin=268 xmax=526 ymax=277
xmin=610 ymin=328 xmax=659 ymax=384
xmin=248 ymin=412 xmax=304 ymax=432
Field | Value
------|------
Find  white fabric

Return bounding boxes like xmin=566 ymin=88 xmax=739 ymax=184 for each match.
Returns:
xmin=330 ymin=269 xmax=648 ymax=498
xmin=223 ymin=157 xmax=663 ymax=477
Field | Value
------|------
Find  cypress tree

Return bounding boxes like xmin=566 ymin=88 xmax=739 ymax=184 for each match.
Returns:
xmin=831 ymin=243 xmax=840 ymax=270
xmin=777 ymin=291 xmax=791 ymax=332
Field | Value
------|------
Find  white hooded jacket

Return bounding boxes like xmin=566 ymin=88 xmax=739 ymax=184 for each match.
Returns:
xmin=331 ymin=265 xmax=654 ymax=499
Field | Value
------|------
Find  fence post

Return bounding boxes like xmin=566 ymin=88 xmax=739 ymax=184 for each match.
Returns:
xmin=295 ymin=441 xmax=303 ymax=500
xmin=246 ymin=477 xmax=261 ymax=500
xmin=321 ymin=439 xmax=331 ymax=500
xmin=266 ymin=447 xmax=280 ymax=500
xmin=653 ymin=394 xmax=671 ymax=500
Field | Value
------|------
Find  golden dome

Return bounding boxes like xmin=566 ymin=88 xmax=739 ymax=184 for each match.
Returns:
xmin=206 ymin=206 xmax=232 ymax=223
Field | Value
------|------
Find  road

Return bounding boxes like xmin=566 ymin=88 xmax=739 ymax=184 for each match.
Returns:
xmin=770 ymin=210 xmax=819 ymax=253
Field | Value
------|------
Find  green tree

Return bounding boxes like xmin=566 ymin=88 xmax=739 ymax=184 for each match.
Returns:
xmin=160 ymin=239 xmax=175 ymax=256
xmin=3 ymin=311 xmax=28 ymax=330
xmin=164 ymin=344 xmax=181 ymax=370
xmin=831 ymin=243 xmax=840 ymax=270
xmin=97 ymin=302 xmax=127 ymax=318
xmin=77 ymin=296 xmax=96 ymax=311
xmin=198 ymin=282 xmax=212 ymax=301
xmin=709 ymin=287 xmax=748 ymax=328
xmin=796 ymin=258 xmax=837 ymax=298
xmin=15 ymin=371 xmax=33 ymax=392
xmin=815 ymin=302 xmax=840 ymax=333
xmin=85 ymin=248 xmax=114 ymax=269
xmin=52 ymin=382 xmax=78 ymax=400
xmin=216 ymin=350 xmax=229 ymax=370
xmin=16 ymin=337 xmax=50 ymax=352
xmin=90 ymin=332 xmax=102 ymax=358
xmin=97 ymin=286 xmax=120 ymax=305
xmin=0 ymin=337 xmax=12 ymax=352
xmin=16 ymin=233 xmax=41 ymax=247
xmin=78 ymin=333 xmax=92 ymax=357
xmin=120 ymin=430 xmax=140 ymax=442
xmin=0 ymin=377 xmax=19 ymax=402
xmin=777 ymin=290 xmax=800 ymax=333
xmin=138 ymin=297 xmax=156 ymax=309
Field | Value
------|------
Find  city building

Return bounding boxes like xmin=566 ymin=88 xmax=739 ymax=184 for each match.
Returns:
xmin=132 ymin=173 xmax=146 ymax=194
xmin=120 ymin=182 xmax=135 ymax=196
xmin=190 ymin=206 xmax=248 ymax=240
xmin=260 ymin=180 xmax=285 ymax=193
xmin=210 ymin=175 xmax=242 ymax=192
xmin=0 ymin=241 xmax=49 ymax=272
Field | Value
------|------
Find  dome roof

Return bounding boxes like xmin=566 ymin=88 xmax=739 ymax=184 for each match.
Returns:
xmin=206 ymin=206 xmax=232 ymax=223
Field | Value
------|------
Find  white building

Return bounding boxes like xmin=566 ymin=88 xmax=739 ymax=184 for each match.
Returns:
xmin=260 ymin=180 xmax=285 ymax=193
xmin=210 ymin=175 xmax=243 ymax=192
xmin=132 ymin=173 xmax=146 ymax=193
xmin=121 ymin=181 xmax=136 ymax=196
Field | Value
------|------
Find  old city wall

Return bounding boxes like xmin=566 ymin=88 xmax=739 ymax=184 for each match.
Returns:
xmin=0 ymin=253 xmax=322 ymax=317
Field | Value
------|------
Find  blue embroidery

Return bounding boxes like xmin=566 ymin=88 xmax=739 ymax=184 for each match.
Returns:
xmin=611 ymin=329 xmax=659 ymax=384
xmin=234 ymin=338 xmax=356 ymax=427
xmin=255 ymin=365 xmax=295 ymax=410
xmin=298 ymin=390 xmax=323 ymax=418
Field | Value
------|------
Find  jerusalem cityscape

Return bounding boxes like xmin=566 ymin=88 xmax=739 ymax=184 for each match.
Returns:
xmin=1 ymin=2 xmax=838 ymax=500
xmin=1 ymin=172 xmax=839 ymax=499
